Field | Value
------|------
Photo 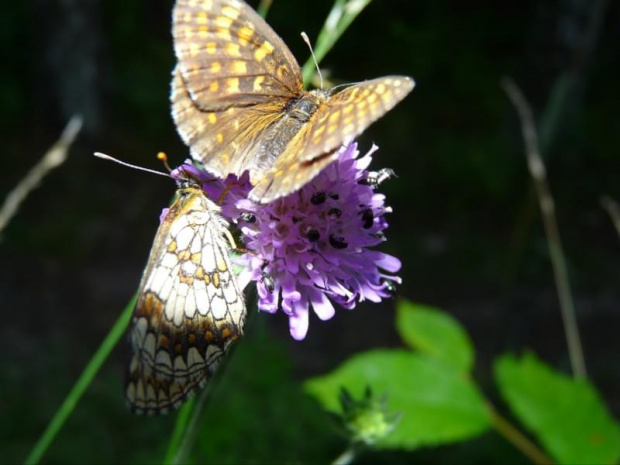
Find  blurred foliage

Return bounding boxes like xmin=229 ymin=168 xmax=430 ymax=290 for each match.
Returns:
xmin=306 ymin=301 xmax=492 ymax=450
xmin=396 ymin=301 xmax=474 ymax=372
xmin=306 ymin=349 xmax=491 ymax=449
xmin=306 ymin=300 xmax=620 ymax=464
xmin=496 ymin=353 xmax=620 ymax=464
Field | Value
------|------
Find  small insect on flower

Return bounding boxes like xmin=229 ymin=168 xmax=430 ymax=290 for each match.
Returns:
xmin=95 ymin=153 xmax=246 ymax=415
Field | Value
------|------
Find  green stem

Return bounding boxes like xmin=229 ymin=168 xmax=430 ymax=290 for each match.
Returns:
xmin=163 ymin=396 xmax=196 ymax=464
xmin=301 ymin=0 xmax=372 ymax=87
xmin=257 ymin=0 xmax=273 ymax=18
xmin=25 ymin=294 xmax=136 ymax=465
xmin=600 ymin=196 xmax=620 ymax=238
xmin=166 ymin=383 xmax=212 ymax=464
xmin=331 ymin=443 xmax=358 ymax=465
xmin=502 ymin=78 xmax=586 ymax=379
xmin=488 ymin=405 xmax=554 ymax=465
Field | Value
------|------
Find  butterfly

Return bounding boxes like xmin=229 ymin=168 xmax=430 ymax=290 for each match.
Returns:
xmin=170 ymin=0 xmax=414 ymax=203
xmin=125 ymin=169 xmax=246 ymax=415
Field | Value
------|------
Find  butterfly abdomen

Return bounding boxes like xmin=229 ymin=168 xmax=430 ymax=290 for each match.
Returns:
xmin=249 ymin=93 xmax=325 ymax=175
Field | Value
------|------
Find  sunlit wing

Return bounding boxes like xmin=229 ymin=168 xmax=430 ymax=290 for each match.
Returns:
xmin=171 ymin=66 xmax=287 ymax=178
xmin=126 ymin=186 xmax=245 ymax=414
xmin=300 ymin=76 xmax=414 ymax=161
xmin=249 ymin=76 xmax=414 ymax=202
xmin=172 ymin=0 xmax=303 ymax=109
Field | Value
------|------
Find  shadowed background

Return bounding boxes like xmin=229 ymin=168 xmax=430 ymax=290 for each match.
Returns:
xmin=1 ymin=0 xmax=619 ymax=463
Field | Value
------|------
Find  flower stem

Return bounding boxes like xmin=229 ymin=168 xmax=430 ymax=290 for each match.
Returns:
xmin=332 ymin=443 xmax=359 ymax=465
xmin=301 ymin=0 xmax=373 ymax=87
xmin=0 ymin=115 xmax=82 ymax=235
xmin=600 ymin=196 xmax=620 ymax=238
xmin=257 ymin=0 xmax=273 ymax=18
xmin=164 ymin=383 xmax=212 ymax=464
xmin=163 ymin=396 xmax=196 ymax=464
xmin=502 ymin=78 xmax=587 ymax=380
xmin=25 ymin=294 xmax=136 ymax=465
xmin=488 ymin=405 xmax=554 ymax=465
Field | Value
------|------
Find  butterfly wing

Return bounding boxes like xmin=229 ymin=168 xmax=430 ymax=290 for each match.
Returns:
xmin=249 ymin=76 xmax=414 ymax=201
xmin=126 ymin=186 xmax=246 ymax=415
xmin=171 ymin=0 xmax=305 ymax=179
xmin=172 ymin=0 xmax=414 ymax=203
xmin=173 ymin=0 xmax=303 ymax=108
xmin=171 ymin=66 xmax=288 ymax=178
xmin=300 ymin=76 xmax=415 ymax=161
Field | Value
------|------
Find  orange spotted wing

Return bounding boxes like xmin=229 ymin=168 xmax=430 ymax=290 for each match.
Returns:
xmin=171 ymin=0 xmax=414 ymax=202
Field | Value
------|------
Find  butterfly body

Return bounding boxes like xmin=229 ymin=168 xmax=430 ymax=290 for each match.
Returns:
xmin=243 ymin=90 xmax=327 ymax=173
xmin=126 ymin=174 xmax=245 ymax=415
xmin=171 ymin=0 xmax=414 ymax=203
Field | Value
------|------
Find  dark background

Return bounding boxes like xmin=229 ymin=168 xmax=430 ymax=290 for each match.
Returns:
xmin=2 ymin=0 xmax=619 ymax=463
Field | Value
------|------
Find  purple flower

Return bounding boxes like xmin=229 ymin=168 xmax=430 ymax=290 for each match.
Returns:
xmin=172 ymin=143 xmax=401 ymax=340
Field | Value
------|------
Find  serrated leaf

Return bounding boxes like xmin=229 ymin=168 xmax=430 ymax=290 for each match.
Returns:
xmin=495 ymin=353 xmax=620 ymax=465
xmin=305 ymin=349 xmax=491 ymax=449
xmin=396 ymin=300 xmax=474 ymax=372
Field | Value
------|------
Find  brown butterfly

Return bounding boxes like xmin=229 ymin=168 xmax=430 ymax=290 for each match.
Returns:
xmin=170 ymin=0 xmax=414 ymax=203
xmin=125 ymin=170 xmax=246 ymax=414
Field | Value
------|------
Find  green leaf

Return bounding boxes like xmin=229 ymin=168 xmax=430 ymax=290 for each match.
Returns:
xmin=495 ymin=353 xmax=620 ymax=465
xmin=305 ymin=349 xmax=491 ymax=449
xmin=396 ymin=300 xmax=474 ymax=372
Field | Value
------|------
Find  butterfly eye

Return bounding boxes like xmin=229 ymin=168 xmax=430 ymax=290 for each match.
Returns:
xmin=292 ymin=98 xmax=318 ymax=117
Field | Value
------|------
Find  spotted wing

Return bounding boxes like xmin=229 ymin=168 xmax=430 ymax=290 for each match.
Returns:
xmin=249 ymin=76 xmax=415 ymax=202
xmin=171 ymin=66 xmax=287 ymax=178
xmin=126 ymin=188 xmax=246 ymax=415
xmin=171 ymin=0 xmax=305 ymax=179
xmin=172 ymin=0 xmax=303 ymax=109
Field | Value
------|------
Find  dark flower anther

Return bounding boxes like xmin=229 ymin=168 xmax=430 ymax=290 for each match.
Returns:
xmin=306 ymin=229 xmax=320 ymax=243
xmin=311 ymin=192 xmax=326 ymax=205
xmin=328 ymin=208 xmax=342 ymax=218
xmin=361 ymin=208 xmax=374 ymax=229
xmin=329 ymin=235 xmax=348 ymax=249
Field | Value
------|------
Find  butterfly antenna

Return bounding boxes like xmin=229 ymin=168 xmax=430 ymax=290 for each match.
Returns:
xmin=94 ymin=152 xmax=170 ymax=178
xmin=157 ymin=151 xmax=174 ymax=172
xmin=301 ymin=32 xmax=323 ymax=89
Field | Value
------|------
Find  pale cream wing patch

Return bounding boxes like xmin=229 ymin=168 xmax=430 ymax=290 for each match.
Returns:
xmin=126 ymin=188 xmax=246 ymax=415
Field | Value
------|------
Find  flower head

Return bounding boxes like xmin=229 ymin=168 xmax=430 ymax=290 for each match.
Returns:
xmin=337 ymin=387 xmax=402 ymax=446
xmin=172 ymin=142 xmax=401 ymax=340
